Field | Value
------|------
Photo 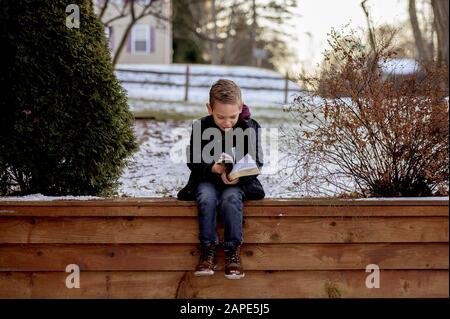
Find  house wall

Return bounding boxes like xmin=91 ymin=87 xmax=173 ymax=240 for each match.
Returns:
xmin=96 ymin=0 xmax=172 ymax=64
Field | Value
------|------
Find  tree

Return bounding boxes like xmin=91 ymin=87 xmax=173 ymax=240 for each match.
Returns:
xmin=374 ymin=24 xmax=417 ymax=59
xmin=0 ymin=0 xmax=137 ymax=196
xmin=409 ymin=0 xmax=433 ymax=62
xmin=172 ymin=0 xmax=299 ymax=71
xmin=406 ymin=0 xmax=448 ymax=68
xmin=361 ymin=0 xmax=377 ymax=53
xmin=172 ymin=0 xmax=209 ymax=63
xmin=431 ymin=0 xmax=449 ymax=67
xmin=222 ymin=0 xmax=299 ymax=69
xmin=94 ymin=0 xmax=169 ymax=65
xmin=210 ymin=0 xmax=220 ymax=64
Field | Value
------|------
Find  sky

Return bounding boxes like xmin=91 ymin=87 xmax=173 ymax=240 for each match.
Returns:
xmin=289 ymin=0 xmax=409 ymax=73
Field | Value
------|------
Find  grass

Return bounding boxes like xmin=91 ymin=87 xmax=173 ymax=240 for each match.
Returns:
xmin=127 ymin=97 xmax=200 ymax=106
xmin=132 ymin=110 xmax=293 ymax=124
xmin=128 ymin=98 xmax=299 ymax=125
xmin=132 ymin=109 xmax=199 ymax=121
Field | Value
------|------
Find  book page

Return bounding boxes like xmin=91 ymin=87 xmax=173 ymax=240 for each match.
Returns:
xmin=228 ymin=153 xmax=260 ymax=180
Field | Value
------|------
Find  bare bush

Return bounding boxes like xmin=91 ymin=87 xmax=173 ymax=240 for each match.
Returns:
xmin=284 ymin=29 xmax=449 ymax=197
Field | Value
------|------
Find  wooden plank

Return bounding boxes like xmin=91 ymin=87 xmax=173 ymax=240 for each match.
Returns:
xmin=0 ymin=270 xmax=447 ymax=298
xmin=0 ymin=205 xmax=447 ymax=217
xmin=0 ymin=197 xmax=448 ymax=207
xmin=0 ymin=243 xmax=447 ymax=271
xmin=0 ymin=217 xmax=447 ymax=243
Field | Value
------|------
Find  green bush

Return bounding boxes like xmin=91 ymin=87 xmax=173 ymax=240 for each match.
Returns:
xmin=0 ymin=0 xmax=137 ymax=196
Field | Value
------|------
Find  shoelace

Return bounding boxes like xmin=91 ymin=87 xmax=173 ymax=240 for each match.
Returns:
xmin=200 ymin=246 xmax=216 ymax=263
xmin=226 ymin=249 xmax=240 ymax=264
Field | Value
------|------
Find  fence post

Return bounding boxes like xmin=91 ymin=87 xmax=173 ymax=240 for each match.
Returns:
xmin=184 ymin=64 xmax=190 ymax=102
xmin=284 ymin=71 xmax=289 ymax=104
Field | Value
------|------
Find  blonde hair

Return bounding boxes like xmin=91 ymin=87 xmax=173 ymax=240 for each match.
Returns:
xmin=209 ymin=79 xmax=242 ymax=108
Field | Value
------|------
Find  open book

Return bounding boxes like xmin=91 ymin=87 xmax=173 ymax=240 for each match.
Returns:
xmin=216 ymin=147 xmax=261 ymax=181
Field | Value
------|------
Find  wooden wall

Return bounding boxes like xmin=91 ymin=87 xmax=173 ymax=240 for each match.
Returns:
xmin=0 ymin=198 xmax=448 ymax=298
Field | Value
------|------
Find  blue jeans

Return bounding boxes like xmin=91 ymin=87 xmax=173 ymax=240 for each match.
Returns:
xmin=195 ymin=181 xmax=244 ymax=249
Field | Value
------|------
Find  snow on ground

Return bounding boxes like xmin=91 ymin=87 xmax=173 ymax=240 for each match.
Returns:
xmin=115 ymin=117 xmax=449 ymax=199
xmin=1 ymin=115 xmax=448 ymax=201
xmin=116 ymin=117 xmax=320 ymax=198
xmin=352 ymin=197 xmax=449 ymax=201
xmin=128 ymin=100 xmax=295 ymax=123
xmin=2 ymin=115 xmax=448 ymax=200
xmin=116 ymin=64 xmax=302 ymax=107
xmin=379 ymin=58 xmax=420 ymax=75
xmin=0 ymin=194 xmax=101 ymax=201
xmin=2 ymin=105 xmax=448 ymax=201
xmin=1 ymin=63 xmax=447 ymax=201
xmin=113 ymin=64 xmax=308 ymax=197
xmin=118 ymin=119 xmax=190 ymax=197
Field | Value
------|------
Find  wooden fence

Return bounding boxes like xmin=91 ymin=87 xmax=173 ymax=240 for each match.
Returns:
xmin=116 ymin=66 xmax=300 ymax=103
xmin=0 ymin=198 xmax=448 ymax=298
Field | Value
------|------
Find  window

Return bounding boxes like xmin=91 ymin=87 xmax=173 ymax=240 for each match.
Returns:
xmin=132 ymin=25 xmax=150 ymax=54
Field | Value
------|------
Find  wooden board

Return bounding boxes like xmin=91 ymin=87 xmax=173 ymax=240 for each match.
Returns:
xmin=0 ymin=205 xmax=447 ymax=217
xmin=0 ymin=216 xmax=447 ymax=243
xmin=0 ymin=197 xmax=448 ymax=206
xmin=0 ymin=270 xmax=447 ymax=298
xmin=0 ymin=198 xmax=447 ymax=298
xmin=0 ymin=243 xmax=447 ymax=271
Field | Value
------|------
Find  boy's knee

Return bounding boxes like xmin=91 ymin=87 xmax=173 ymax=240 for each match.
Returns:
xmin=196 ymin=182 xmax=218 ymax=209
xmin=219 ymin=187 xmax=244 ymax=207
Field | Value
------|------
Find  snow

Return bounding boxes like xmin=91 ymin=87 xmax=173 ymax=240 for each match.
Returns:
xmin=116 ymin=63 xmax=301 ymax=107
xmin=0 ymin=193 xmax=447 ymax=202
xmin=353 ymin=197 xmax=449 ymax=201
xmin=115 ymin=117 xmax=322 ymax=198
xmin=1 ymin=115 xmax=448 ymax=201
xmin=1 ymin=63 xmax=447 ymax=201
xmin=115 ymin=118 xmax=449 ymax=199
xmin=129 ymin=100 xmax=295 ymax=123
xmin=118 ymin=119 xmax=190 ymax=197
xmin=379 ymin=58 xmax=420 ymax=75
xmin=0 ymin=194 xmax=101 ymax=201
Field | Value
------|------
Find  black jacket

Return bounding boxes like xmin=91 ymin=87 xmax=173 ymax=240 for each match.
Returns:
xmin=177 ymin=115 xmax=265 ymax=201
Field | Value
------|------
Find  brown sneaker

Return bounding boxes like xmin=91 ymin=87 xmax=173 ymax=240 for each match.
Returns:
xmin=224 ymin=246 xmax=245 ymax=279
xmin=194 ymin=243 xmax=217 ymax=276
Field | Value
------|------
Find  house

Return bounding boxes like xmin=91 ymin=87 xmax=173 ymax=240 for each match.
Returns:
xmin=94 ymin=0 xmax=172 ymax=64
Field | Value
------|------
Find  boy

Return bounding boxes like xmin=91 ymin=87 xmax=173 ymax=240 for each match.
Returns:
xmin=177 ymin=79 xmax=265 ymax=279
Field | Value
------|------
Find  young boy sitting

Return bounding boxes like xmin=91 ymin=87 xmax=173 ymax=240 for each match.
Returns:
xmin=177 ymin=79 xmax=265 ymax=279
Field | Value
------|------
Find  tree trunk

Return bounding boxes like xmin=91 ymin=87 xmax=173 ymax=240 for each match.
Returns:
xmin=409 ymin=0 xmax=432 ymax=62
xmin=222 ymin=1 xmax=237 ymax=65
xmin=431 ymin=0 xmax=449 ymax=66
xmin=112 ymin=23 xmax=134 ymax=66
xmin=210 ymin=0 xmax=219 ymax=64
xmin=361 ymin=0 xmax=376 ymax=53
xmin=250 ymin=0 xmax=257 ymax=66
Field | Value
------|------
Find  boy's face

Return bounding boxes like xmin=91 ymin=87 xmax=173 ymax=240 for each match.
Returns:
xmin=207 ymin=101 xmax=243 ymax=131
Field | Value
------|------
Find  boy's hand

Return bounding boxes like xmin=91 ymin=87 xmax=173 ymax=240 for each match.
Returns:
xmin=221 ymin=172 xmax=239 ymax=185
xmin=211 ymin=163 xmax=226 ymax=174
